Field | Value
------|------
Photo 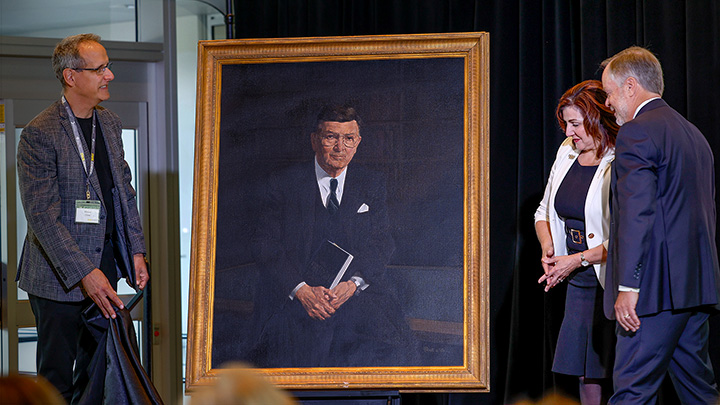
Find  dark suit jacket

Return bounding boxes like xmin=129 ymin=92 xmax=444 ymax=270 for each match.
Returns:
xmin=248 ymin=161 xmax=424 ymax=368
xmin=17 ymin=100 xmax=146 ymax=302
xmin=604 ymin=99 xmax=720 ymax=319
xmin=252 ymin=161 xmax=395 ymax=303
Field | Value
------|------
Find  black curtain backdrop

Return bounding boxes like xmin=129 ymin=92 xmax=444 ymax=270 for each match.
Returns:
xmin=232 ymin=1 xmax=720 ymax=403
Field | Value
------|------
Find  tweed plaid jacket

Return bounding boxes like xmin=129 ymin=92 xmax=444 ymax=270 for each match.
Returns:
xmin=16 ymin=100 xmax=145 ymax=301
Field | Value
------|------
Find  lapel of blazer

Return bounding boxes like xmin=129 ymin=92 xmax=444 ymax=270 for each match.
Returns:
xmin=548 ymin=140 xmax=578 ymax=211
xmin=338 ymin=165 xmax=363 ymax=217
xmin=58 ymin=101 xmax=104 ymax=203
xmin=87 ymin=109 xmax=105 ymax=206
xmin=97 ymin=108 xmax=121 ymax=193
xmin=585 ymin=150 xmax=614 ymax=207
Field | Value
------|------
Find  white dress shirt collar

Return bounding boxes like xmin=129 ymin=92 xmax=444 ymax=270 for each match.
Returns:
xmin=633 ymin=97 xmax=661 ymax=119
xmin=314 ymin=157 xmax=347 ymax=207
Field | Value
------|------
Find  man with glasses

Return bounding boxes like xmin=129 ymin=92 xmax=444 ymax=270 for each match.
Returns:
xmin=16 ymin=33 xmax=148 ymax=403
xmin=250 ymin=105 xmax=417 ymax=368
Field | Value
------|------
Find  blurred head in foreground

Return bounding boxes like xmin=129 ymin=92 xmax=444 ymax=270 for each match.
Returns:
xmin=509 ymin=391 xmax=580 ymax=405
xmin=0 ymin=374 xmax=65 ymax=405
xmin=190 ymin=363 xmax=297 ymax=405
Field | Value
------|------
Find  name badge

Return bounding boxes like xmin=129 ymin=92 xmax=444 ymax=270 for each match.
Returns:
xmin=75 ymin=200 xmax=101 ymax=224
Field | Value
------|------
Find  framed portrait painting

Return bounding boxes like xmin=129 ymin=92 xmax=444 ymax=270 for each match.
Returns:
xmin=187 ymin=32 xmax=489 ymax=392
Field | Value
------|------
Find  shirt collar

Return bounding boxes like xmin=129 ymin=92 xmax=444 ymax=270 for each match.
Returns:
xmin=633 ymin=97 xmax=661 ymax=119
xmin=314 ymin=157 xmax=348 ymax=189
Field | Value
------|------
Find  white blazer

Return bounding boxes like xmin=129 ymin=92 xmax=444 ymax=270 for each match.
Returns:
xmin=534 ymin=137 xmax=614 ymax=288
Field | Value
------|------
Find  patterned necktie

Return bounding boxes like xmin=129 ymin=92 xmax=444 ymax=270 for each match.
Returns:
xmin=328 ymin=178 xmax=340 ymax=214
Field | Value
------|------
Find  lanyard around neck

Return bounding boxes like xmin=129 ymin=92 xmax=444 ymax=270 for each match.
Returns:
xmin=62 ymin=96 xmax=96 ymax=200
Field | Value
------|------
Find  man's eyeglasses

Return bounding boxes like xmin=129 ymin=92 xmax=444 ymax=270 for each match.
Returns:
xmin=319 ymin=133 xmax=360 ymax=148
xmin=72 ymin=62 xmax=113 ymax=75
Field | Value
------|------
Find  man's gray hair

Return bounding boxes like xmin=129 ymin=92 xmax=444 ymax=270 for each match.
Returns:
xmin=52 ymin=33 xmax=102 ymax=88
xmin=602 ymin=46 xmax=664 ymax=96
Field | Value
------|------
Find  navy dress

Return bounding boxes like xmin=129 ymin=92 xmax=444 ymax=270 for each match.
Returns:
xmin=551 ymin=159 xmax=615 ymax=378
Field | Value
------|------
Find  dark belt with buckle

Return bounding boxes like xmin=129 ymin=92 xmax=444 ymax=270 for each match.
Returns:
xmin=569 ymin=228 xmax=584 ymax=245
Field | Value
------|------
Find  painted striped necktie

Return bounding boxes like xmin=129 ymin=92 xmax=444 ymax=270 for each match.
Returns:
xmin=328 ymin=178 xmax=340 ymax=214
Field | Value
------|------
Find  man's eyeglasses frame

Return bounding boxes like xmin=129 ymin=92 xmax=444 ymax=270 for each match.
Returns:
xmin=318 ymin=133 xmax=361 ymax=149
xmin=72 ymin=62 xmax=113 ymax=75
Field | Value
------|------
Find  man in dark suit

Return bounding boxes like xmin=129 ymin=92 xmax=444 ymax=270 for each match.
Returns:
xmin=602 ymin=46 xmax=720 ymax=403
xmin=16 ymin=34 xmax=148 ymax=403
xmin=250 ymin=105 xmax=417 ymax=368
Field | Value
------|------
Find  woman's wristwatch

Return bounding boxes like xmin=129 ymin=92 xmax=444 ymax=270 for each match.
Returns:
xmin=580 ymin=251 xmax=590 ymax=267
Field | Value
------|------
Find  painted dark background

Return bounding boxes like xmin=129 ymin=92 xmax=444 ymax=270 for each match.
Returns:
xmin=223 ymin=1 xmax=720 ymax=403
xmin=212 ymin=58 xmax=467 ymax=369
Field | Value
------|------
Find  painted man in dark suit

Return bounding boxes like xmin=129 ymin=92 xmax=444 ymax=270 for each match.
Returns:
xmin=250 ymin=105 xmax=417 ymax=368
xmin=601 ymin=46 xmax=720 ymax=403
xmin=16 ymin=34 xmax=148 ymax=403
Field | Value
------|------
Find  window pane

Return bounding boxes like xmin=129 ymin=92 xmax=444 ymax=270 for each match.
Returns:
xmin=18 ymin=328 xmax=38 ymax=374
xmin=121 ymin=129 xmax=138 ymax=201
xmin=1 ymin=119 xmax=8 ymax=285
xmin=15 ymin=128 xmax=28 ymax=300
xmin=117 ymin=129 xmax=138 ymax=295
xmin=0 ymin=0 xmax=139 ymax=42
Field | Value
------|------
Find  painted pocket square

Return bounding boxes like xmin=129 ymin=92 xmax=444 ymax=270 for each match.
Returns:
xmin=357 ymin=203 xmax=370 ymax=213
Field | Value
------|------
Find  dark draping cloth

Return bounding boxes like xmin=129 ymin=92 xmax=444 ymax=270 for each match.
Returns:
xmin=77 ymin=292 xmax=163 ymax=405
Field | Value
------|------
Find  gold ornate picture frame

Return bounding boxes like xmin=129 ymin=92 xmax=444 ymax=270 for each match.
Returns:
xmin=186 ymin=32 xmax=490 ymax=392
